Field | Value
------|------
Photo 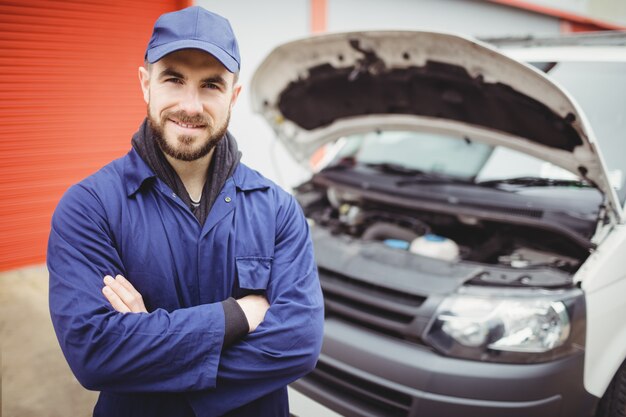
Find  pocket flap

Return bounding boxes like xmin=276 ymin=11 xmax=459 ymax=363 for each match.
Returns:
xmin=236 ymin=256 xmax=272 ymax=290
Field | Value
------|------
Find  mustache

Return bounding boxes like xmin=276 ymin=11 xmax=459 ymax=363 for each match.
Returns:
xmin=163 ymin=111 xmax=210 ymax=126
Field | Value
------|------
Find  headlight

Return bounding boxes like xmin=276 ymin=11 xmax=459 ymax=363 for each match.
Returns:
xmin=423 ymin=286 xmax=585 ymax=363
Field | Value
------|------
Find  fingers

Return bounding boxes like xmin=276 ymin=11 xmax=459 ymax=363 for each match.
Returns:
xmin=102 ymin=275 xmax=148 ymax=313
xmin=116 ymin=275 xmax=144 ymax=302
xmin=102 ymin=285 xmax=131 ymax=313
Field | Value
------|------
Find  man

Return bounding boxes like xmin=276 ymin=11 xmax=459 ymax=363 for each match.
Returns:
xmin=47 ymin=6 xmax=324 ymax=417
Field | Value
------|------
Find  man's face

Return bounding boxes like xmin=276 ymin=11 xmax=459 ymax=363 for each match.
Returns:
xmin=138 ymin=49 xmax=241 ymax=161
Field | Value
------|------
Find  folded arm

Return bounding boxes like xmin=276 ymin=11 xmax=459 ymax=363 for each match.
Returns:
xmin=99 ymin=193 xmax=325 ymax=416
xmin=48 ymin=184 xmax=227 ymax=392
xmin=186 ymin=194 xmax=325 ymax=416
xmin=102 ymin=273 xmax=269 ymax=333
xmin=49 ymin=183 xmax=323 ymax=413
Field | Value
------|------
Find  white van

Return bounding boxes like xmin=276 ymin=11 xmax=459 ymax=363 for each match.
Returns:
xmin=252 ymin=31 xmax=626 ymax=417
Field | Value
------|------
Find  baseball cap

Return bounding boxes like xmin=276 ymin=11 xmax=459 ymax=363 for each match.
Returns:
xmin=145 ymin=6 xmax=240 ymax=72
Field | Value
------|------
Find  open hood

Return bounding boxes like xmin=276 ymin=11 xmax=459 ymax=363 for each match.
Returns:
xmin=251 ymin=31 xmax=622 ymax=221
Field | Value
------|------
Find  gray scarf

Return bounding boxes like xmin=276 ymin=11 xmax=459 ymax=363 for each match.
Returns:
xmin=131 ymin=119 xmax=241 ymax=225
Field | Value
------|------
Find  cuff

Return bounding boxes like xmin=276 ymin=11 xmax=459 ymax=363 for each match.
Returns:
xmin=221 ymin=297 xmax=249 ymax=348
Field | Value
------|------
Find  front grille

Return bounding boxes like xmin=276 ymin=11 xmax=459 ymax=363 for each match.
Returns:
xmin=319 ymin=267 xmax=426 ymax=341
xmin=306 ymin=361 xmax=413 ymax=417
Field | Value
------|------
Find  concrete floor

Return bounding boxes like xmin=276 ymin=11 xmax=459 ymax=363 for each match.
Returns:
xmin=0 ymin=265 xmax=98 ymax=417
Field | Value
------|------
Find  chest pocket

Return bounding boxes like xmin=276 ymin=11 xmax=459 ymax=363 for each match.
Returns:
xmin=235 ymin=256 xmax=273 ymax=296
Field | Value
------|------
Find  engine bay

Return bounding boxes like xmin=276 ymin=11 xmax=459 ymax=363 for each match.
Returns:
xmin=296 ymin=181 xmax=591 ymax=276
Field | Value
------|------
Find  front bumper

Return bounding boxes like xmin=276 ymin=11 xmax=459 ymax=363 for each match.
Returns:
xmin=291 ymin=318 xmax=598 ymax=417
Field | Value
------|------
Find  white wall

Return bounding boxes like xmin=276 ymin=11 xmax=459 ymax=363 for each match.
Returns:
xmin=196 ymin=0 xmax=560 ymax=190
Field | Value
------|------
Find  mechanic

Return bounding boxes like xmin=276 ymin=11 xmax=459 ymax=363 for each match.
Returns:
xmin=47 ymin=6 xmax=324 ymax=417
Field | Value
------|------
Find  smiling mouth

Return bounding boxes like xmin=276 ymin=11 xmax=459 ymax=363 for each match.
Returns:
xmin=169 ymin=119 xmax=207 ymax=129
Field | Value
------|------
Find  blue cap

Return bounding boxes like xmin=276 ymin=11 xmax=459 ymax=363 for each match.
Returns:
xmin=145 ymin=6 xmax=240 ymax=72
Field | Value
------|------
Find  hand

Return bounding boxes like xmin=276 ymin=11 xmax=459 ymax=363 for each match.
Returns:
xmin=102 ymin=274 xmax=148 ymax=313
xmin=236 ymin=294 xmax=270 ymax=333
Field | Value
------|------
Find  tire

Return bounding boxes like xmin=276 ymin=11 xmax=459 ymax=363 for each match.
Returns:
xmin=597 ymin=361 xmax=626 ymax=417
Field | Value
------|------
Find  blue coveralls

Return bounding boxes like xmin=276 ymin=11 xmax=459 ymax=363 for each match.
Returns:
xmin=47 ymin=148 xmax=324 ymax=417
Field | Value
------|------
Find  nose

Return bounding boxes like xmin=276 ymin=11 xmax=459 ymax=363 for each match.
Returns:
xmin=179 ymin=87 xmax=203 ymax=115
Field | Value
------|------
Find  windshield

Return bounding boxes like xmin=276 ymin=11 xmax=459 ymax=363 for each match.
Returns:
xmin=331 ymin=131 xmax=493 ymax=179
xmin=327 ymin=130 xmax=583 ymax=184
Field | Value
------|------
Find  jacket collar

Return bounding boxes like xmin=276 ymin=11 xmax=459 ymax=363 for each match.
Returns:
xmin=123 ymin=148 xmax=272 ymax=197
xmin=124 ymin=148 xmax=157 ymax=196
xmin=231 ymin=162 xmax=272 ymax=191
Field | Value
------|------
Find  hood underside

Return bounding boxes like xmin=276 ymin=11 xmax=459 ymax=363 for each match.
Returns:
xmin=279 ymin=60 xmax=581 ymax=148
xmin=251 ymin=31 xmax=622 ymax=221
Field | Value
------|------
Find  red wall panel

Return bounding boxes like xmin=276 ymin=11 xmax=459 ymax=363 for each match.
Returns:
xmin=0 ymin=0 xmax=186 ymax=271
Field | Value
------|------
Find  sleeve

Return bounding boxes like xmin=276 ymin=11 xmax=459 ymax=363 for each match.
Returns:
xmin=221 ymin=297 xmax=250 ymax=347
xmin=186 ymin=193 xmax=325 ymax=416
xmin=47 ymin=184 xmax=226 ymax=392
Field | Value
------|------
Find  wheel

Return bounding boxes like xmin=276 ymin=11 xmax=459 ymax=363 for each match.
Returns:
xmin=597 ymin=361 xmax=626 ymax=417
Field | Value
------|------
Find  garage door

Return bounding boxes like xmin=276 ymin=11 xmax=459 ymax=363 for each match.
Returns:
xmin=0 ymin=0 xmax=188 ymax=271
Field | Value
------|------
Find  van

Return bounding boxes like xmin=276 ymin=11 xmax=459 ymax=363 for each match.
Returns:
xmin=252 ymin=31 xmax=626 ymax=417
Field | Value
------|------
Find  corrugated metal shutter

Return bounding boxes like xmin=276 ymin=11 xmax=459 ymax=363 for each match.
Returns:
xmin=0 ymin=0 xmax=188 ymax=271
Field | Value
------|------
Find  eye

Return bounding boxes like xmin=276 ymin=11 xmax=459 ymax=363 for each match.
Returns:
xmin=203 ymin=82 xmax=220 ymax=90
xmin=165 ymin=78 xmax=183 ymax=85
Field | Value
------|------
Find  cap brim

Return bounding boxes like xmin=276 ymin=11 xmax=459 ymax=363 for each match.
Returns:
xmin=146 ymin=39 xmax=239 ymax=72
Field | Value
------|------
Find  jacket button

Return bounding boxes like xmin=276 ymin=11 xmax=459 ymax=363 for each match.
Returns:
xmin=225 ymin=196 xmax=232 ymax=203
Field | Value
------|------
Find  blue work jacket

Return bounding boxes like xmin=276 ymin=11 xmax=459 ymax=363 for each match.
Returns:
xmin=47 ymin=148 xmax=324 ymax=417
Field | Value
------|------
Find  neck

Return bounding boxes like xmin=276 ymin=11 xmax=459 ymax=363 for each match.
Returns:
xmin=164 ymin=149 xmax=214 ymax=201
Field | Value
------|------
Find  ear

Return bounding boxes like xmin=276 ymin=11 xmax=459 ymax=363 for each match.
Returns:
xmin=138 ymin=66 xmax=150 ymax=104
xmin=229 ymin=83 xmax=242 ymax=110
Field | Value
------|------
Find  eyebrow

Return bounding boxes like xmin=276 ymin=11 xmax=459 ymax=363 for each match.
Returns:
xmin=158 ymin=67 xmax=228 ymax=87
xmin=158 ymin=68 xmax=185 ymax=80
xmin=201 ymin=75 xmax=227 ymax=88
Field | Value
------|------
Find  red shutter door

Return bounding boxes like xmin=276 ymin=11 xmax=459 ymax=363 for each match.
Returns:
xmin=0 ymin=0 xmax=188 ymax=271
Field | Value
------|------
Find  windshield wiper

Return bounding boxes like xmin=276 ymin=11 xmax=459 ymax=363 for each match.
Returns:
xmin=396 ymin=174 xmax=475 ymax=186
xmin=477 ymin=176 xmax=590 ymax=188
xmin=357 ymin=162 xmax=475 ymax=186
xmin=363 ymin=162 xmax=469 ymax=184
xmin=363 ymin=162 xmax=426 ymax=176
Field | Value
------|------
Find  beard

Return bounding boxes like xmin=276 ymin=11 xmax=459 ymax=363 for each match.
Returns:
xmin=148 ymin=109 xmax=229 ymax=162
